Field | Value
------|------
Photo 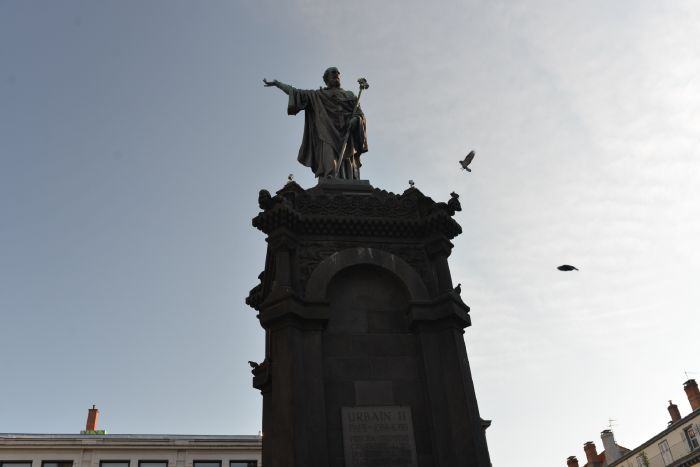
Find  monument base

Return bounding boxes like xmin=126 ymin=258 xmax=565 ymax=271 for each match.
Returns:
xmin=247 ymin=180 xmax=491 ymax=467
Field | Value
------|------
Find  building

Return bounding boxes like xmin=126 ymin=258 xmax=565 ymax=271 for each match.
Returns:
xmin=609 ymin=380 xmax=700 ymax=467
xmin=566 ymin=430 xmax=630 ymax=467
xmin=567 ymin=379 xmax=700 ymax=467
xmin=0 ymin=408 xmax=261 ymax=467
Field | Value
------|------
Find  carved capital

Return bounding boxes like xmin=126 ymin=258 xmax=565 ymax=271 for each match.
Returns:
xmin=267 ymin=229 xmax=299 ymax=251
xmin=425 ymin=236 xmax=454 ymax=258
xmin=408 ymin=293 xmax=471 ymax=330
xmin=258 ymin=290 xmax=329 ymax=329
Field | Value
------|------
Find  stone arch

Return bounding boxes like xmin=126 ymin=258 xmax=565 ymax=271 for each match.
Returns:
xmin=304 ymin=247 xmax=430 ymax=301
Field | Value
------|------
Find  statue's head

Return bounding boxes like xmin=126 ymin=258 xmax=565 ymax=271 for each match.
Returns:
xmin=323 ymin=67 xmax=341 ymax=88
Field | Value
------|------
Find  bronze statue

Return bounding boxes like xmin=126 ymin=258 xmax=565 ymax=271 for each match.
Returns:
xmin=263 ymin=67 xmax=368 ymax=179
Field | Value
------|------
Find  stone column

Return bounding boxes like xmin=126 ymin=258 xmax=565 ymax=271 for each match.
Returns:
xmin=410 ymin=296 xmax=490 ymax=466
xmin=254 ymin=228 xmax=330 ymax=467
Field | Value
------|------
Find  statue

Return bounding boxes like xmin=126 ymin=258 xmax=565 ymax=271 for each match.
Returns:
xmin=263 ymin=67 xmax=368 ymax=179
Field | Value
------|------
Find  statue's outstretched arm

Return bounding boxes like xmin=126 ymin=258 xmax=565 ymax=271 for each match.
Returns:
xmin=262 ymin=78 xmax=293 ymax=96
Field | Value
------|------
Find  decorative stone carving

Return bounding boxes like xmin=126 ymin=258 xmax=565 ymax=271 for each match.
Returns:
xmin=296 ymin=241 xmax=435 ymax=297
xmin=252 ymin=183 xmax=462 ymax=240
xmin=247 ymin=182 xmax=461 ymax=310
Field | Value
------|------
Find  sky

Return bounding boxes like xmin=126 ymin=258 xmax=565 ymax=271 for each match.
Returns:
xmin=1 ymin=0 xmax=700 ymax=465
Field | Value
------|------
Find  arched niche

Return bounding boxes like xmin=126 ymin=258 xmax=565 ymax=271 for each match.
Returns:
xmin=325 ymin=264 xmax=410 ymax=334
xmin=304 ymin=247 xmax=429 ymax=302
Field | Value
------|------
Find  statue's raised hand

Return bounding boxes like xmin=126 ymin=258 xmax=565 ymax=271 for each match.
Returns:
xmin=263 ymin=78 xmax=278 ymax=87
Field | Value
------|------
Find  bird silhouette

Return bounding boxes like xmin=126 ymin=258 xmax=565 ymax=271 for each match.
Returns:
xmin=459 ymin=151 xmax=475 ymax=172
xmin=557 ymin=265 xmax=579 ymax=271
xmin=454 ymin=283 xmax=462 ymax=294
xmin=408 ymin=179 xmax=415 ymax=188
xmin=248 ymin=361 xmax=260 ymax=369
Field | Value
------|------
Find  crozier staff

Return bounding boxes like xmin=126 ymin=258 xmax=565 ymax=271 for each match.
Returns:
xmin=263 ymin=67 xmax=368 ymax=180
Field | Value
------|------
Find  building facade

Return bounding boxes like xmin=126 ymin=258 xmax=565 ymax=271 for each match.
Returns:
xmin=0 ymin=407 xmax=261 ymax=467
xmin=566 ymin=430 xmax=630 ymax=467
xmin=608 ymin=380 xmax=700 ymax=467
xmin=567 ymin=379 xmax=700 ymax=467
xmin=0 ymin=434 xmax=261 ymax=467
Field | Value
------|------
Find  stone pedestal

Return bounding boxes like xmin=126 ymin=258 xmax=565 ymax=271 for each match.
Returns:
xmin=246 ymin=179 xmax=491 ymax=467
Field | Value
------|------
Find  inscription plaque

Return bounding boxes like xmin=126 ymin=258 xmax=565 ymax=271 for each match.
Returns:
xmin=341 ymin=406 xmax=418 ymax=467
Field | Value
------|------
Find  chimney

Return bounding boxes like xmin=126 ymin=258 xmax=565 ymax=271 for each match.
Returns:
xmin=668 ymin=400 xmax=682 ymax=423
xmin=601 ymin=429 xmax=622 ymax=464
xmin=567 ymin=455 xmax=580 ymax=467
xmin=684 ymin=379 xmax=700 ymax=411
xmin=86 ymin=405 xmax=99 ymax=431
xmin=584 ymin=441 xmax=598 ymax=464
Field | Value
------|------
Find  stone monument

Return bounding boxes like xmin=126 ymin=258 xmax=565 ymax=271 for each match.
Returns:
xmin=247 ymin=69 xmax=491 ymax=466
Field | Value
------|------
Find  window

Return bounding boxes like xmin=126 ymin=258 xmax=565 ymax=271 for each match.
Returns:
xmin=193 ymin=461 xmax=220 ymax=467
xmin=635 ymin=453 xmax=649 ymax=467
xmin=139 ymin=462 xmax=167 ymax=467
xmin=1 ymin=462 xmax=32 ymax=467
xmin=42 ymin=462 xmax=72 ymax=467
xmin=230 ymin=462 xmax=257 ymax=467
xmin=685 ymin=425 xmax=700 ymax=450
xmin=658 ymin=440 xmax=673 ymax=466
xmin=100 ymin=461 xmax=129 ymax=467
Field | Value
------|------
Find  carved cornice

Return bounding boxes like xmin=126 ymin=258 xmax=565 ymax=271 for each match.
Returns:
xmin=408 ymin=292 xmax=472 ymax=329
xmin=255 ymin=289 xmax=471 ymax=331
xmin=256 ymin=288 xmax=329 ymax=328
xmin=252 ymin=183 xmax=462 ymax=240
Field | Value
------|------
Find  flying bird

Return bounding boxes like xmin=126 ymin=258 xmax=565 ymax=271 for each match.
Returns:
xmin=459 ymin=151 xmax=475 ymax=172
xmin=557 ymin=265 xmax=579 ymax=271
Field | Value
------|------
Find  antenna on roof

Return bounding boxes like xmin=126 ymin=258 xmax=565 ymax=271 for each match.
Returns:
xmin=607 ymin=418 xmax=617 ymax=430
xmin=684 ymin=370 xmax=697 ymax=380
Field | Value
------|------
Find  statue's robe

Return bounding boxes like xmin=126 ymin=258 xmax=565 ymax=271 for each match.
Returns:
xmin=287 ymin=86 xmax=368 ymax=179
